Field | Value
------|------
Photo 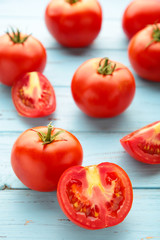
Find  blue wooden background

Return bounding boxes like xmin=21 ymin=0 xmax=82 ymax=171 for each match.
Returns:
xmin=0 ymin=0 xmax=160 ymax=239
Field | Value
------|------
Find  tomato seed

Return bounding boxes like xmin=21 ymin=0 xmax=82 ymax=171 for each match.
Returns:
xmin=139 ymin=142 xmax=160 ymax=155
xmin=66 ymin=179 xmax=99 ymax=218
xmin=105 ymin=172 xmax=125 ymax=216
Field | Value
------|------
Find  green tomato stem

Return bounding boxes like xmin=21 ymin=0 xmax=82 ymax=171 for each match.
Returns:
xmin=146 ymin=24 xmax=160 ymax=47
xmin=6 ymin=27 xmax=31 ymax=44
xmin=31 ymin=123 xmax=64 ymax=145
xmin=97 ymin=58 xmax=116 ymax=75
xmin=45 ymin=123 xmax=53 ymax=142
xmin=66 ymin=0 xmax=80 ymax=4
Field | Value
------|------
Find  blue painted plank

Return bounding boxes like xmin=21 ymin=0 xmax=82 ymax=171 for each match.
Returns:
xmin=0 ymin=0 xmax=129 ymax=51
xmin=0 ymin=18 xmax=127 ymax=50
xmin=0 ymin=85 xmax=160 ymax=133
xmin=0 ymin=0 xmax=130 ymax=19
xmin=0 ymin=0 xmax=160 ymax=239
xmin=0 ymin=189 xmax=160 ymax=239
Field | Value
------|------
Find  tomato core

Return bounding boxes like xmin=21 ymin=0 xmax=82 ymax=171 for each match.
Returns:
xmin=18 ymin=72 xmax=52 ymax=109
xmin=66 ymin=166 xmax=125 ymax=219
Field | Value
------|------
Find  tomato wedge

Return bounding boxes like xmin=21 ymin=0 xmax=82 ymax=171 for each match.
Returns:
xmin=57 ymin=162 xmax=133 ymax=230
xmin=12 ymin=72 xmax=56 ymax=118
xmin=120 ymin=121 xmax=160 ymax=164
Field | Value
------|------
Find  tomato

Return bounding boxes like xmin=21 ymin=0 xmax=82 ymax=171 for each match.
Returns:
xmin=57 ymin=162 xmax=133 ymax=230
xmin=128 ymin=24 xmax=160 ymax=82
xmin=122 ymin=0 xmax=160 ymax=39
xmin=0 ymin=29 xmax=46 ymax=86
xmin=71 ymin=57 xmax=136 ymax=118
xmin=12 ymin=72 xmax=56 ymax=118
xmin=45 ymin=0 xmax=102 ymax=47
xmin=11 ymin=123 xmax=83 ymax=191
xmin=120 ymin=121 xmax=160 ymax=164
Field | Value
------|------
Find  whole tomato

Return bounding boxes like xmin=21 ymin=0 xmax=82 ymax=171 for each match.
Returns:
xmin=0 ymin=29 xmax=47 ymax=86
xmin=71 ymin=57 xmax=136 ymax=118
xmin=11 ymin=123 xmax=83 ymax=191
xmin=120 ymin=121 xmax=160 ymax=164
xmin=45 ymin=0 xmax=102 ymax=47
xmin=128 ymin=24 xmax=160 ymax=82
xmin=122 ymin=0 xmax=160 ymax=39
xmin=12 ymin=72 xmax=56 ymax=118
xmin=57 ymin=162 xmax=133 ymax=230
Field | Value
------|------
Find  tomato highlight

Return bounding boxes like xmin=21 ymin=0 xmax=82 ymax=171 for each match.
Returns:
xmin=57 ymin=162 xmax=133 ymax=230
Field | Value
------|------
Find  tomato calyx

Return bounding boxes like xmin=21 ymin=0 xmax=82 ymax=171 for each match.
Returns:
xmin=32 ymin=123 xmax=64 ymax=145
xmin=6 ymin=28 xmax=31 ymax=44
xmin=97 ymin=58 xmax=116 ymax=75
xmin=146 ymin=25 xmax=160 ymax=47
xmin=152 ymin=25 xmax=160 ymax=42
xmin=66 ymin=0 xmax=80 ymax=4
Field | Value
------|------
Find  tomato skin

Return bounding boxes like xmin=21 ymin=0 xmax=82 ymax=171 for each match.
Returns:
xmin=120 ymin=121 xmax=160 ymax=164
xmin=45 ymin=0 xmax=102 ymax=47
xmin=122 ymin=0 xmax=160 ymax=39
xmin=0 ymin=34 xmax=46 ymax=86
xmin=71 ymin=58 xmax=136 ymax=118
xmin=11 ymin=72 xmax=56 ymax=118
xmin=57 ymin=162 xmax=133 ymax=230
xmin=128 ymin=24 xmax=160 ymax=82
xmin=11 ymin=126 xmax=83 ymax=191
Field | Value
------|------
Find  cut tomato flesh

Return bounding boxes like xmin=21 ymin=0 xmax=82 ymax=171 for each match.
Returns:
xmin=12 ymin=72 xmax=56 ymax=117
xmin=57 ymin=163 xmax=133 ymax=230
xmin=120 ymin=121 xmax=160 ymax=164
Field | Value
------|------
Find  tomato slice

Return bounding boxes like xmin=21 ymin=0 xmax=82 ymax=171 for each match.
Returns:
xmin=12 ymin=72 xmax=56 ymax=117
xmin=120 ymin=121 xmax=160 ymax=164
xmin=57 ymin=162 xmax=133 ymax=230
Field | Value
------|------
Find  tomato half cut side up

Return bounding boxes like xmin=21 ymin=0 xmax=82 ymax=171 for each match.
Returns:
xmin=12 ymin=72 xmax=56 ymax=118
xmin=120 ymin=121 xmax=160 ymax=164
xmin=57 ymin=162 xmax=133 ymax=230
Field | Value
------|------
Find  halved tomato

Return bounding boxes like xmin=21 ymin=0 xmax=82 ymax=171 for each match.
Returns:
xmin=57 ymin=162 xmax=133 ymax=230
xmin=12 ymin=71 xmax=56 ymax=118
xmin=120 ymin=121 xmax=160 ymax=164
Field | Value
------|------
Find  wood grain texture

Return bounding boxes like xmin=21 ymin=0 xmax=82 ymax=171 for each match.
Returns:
xmin=0 ymin=189 xmax=160 ymax=239
xmin=0 ymin=86 xmax=160 ymax=132
xmin=0 ymin=0 xmax=160 ymax=238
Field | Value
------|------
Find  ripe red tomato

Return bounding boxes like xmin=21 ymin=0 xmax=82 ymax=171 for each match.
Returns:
xmin=57 ymin=162 xmax=133 ymax=230
xmin=71 ymin=57 xmax=136 ymax=118
xmin=0 ymin=29 xmax=46 ymax=86
xmin=120 ymin=121 xmax=160 ymax=164
xmin=11 ymin=123 xmax=83 ymax=191
xmin=45 ymin=0 xmax=102 ymax=47
xmin=122 ymin=0 xmax=160 ymax=39
xmin=128 ymin=24 xmax=160 ymax=82
xmin=12 ymin=72 xmax=56 ymax=118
